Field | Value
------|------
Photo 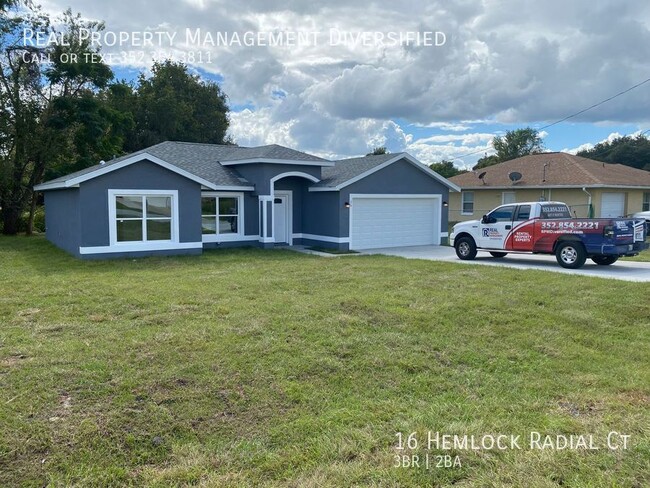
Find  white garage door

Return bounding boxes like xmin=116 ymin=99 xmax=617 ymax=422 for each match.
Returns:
xmin=350 ymin=196 xmax=439 ymax=250
xmin=600 ymin=193 xmax=625 ymax=218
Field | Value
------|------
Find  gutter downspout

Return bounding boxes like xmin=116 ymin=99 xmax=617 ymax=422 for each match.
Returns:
xmin=582 ymin=187 xmax=593 ymax=218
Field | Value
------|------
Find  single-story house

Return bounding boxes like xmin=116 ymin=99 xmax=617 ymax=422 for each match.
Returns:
xmin=448 ymin=152 xmax=650 ymax=222
xmin=34 ymin=141 xmax=459 ymax=259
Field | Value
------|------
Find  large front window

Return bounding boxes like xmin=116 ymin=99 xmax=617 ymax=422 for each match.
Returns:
xmin=201 ymin=194 xmax=242 ymax=237
xmin=114 ymin=193 xmax=174 ymax=242
xmin=643 ymin=192 xmax=650 ymax=212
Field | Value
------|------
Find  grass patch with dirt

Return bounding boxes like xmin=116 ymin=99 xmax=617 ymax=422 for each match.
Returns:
xmin=0 ymin=236 xmax=648 ymax=487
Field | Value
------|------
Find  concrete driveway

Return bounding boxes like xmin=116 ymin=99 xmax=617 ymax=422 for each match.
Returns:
xmin=361 ymin=245 xmax=650 ymax=282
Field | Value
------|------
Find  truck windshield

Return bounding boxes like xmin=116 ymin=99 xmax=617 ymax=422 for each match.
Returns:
xmin=540 ymin=205 xmax=572 ymax=219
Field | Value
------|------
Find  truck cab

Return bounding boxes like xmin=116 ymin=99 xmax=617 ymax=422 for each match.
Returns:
xmin=450 ymin=201 xmax=648 ymax=268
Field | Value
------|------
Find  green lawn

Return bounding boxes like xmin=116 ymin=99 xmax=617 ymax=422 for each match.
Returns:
xmin=623 ymin=240 xmax=650 ymax=262
xmin=1 ymin=236 xmax=649 ymax=487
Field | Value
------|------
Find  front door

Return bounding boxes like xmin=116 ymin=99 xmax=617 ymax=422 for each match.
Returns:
xmin=477 ymin=204 xmax=516 ymax=249
xmin=273 ymin=195 xmax=288 ymax=244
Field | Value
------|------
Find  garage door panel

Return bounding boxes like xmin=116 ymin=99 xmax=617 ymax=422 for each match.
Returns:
xmin=351 ymin=197 xmax=439 ymax=250
xmin=600 ymin=193 xmax=625 ymax=218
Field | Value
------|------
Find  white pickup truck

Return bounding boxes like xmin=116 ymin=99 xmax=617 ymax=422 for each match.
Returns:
xmin=450 ymin=201 xmax=648 ymax=269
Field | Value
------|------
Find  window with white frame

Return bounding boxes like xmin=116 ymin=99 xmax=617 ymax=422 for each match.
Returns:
xmin=461 ymin=191 xmax=474 ymax=214
xmin=502 ymin=191 xmax=516 ymax=205
xmin=113 ymin=192 xmax=175 ymax=243
xmin=643 ymin=192 xmax=650 ymax=212
xmin=201 ymin=194 xmax=242 ymax=237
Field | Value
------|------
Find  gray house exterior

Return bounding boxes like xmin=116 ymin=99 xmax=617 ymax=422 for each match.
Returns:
xmin=35 ymin=142 xmax=459 ymax=259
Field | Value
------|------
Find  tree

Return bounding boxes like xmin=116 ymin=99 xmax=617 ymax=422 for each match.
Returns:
xmin=0 ymin=7 xmax=120 ymax=234
xmin=366 ymin=146 xmax=388 ymax=156
xmin=473 ymin=154 xmax=500 ymax=170
xmin=472 ymin=127 xmax=544 ymax=170
xmin=429 ymin=160 xmax=468 ymax=178
xmin=0 ymin=0 xmax=17 ymax=11
xmin=125 ymin=61 xmax=230 ymax=151
xmin=577 ymin=134 xmax=650 ymax=171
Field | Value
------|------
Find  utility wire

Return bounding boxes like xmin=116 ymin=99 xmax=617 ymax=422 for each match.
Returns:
xmin=447 ymin=76 xmax=650 ymax=163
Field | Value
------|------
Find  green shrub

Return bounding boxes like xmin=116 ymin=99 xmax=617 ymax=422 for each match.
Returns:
xmin=16 ymin=206 xmax=46 ymax=233
xmin=32 ymin=206 xmax=45 ymax=233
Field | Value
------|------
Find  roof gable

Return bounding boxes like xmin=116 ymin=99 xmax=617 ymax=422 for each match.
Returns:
xmin=311 ymin=152 xmax=460 ymax=192
xmin=34 ymin=141 xmax=329 ymax=191
xmin=34 ymin=152 xmax=243 ymax=191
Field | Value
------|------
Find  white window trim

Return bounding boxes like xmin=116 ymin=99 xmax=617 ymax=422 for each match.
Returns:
xmin=201 ymin=192 xmax=245 ymax=242
xmin=108 ymin=189 xmax=180 ymax=249
xmin=461 ymin=191 xmax=474 ymax=215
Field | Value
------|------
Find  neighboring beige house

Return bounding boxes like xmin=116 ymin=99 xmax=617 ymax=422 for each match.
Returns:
xmin=448 ymin=152 xmax=650 ymax=222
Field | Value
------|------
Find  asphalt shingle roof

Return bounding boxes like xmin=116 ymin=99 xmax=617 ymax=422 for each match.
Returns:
xmin=449 ymin=152 xmax=650 ymax=188
xmin=39 ymin=143 xmax=440 ymax=191
xmin=39 ymin=141 xmax=327 ymax=188
xmin=314 ymin=153 xmax=399 ymax=188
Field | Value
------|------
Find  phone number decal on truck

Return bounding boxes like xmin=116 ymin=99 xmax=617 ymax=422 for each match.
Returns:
xmin=541 ymin=221 xmax=600 ymax=230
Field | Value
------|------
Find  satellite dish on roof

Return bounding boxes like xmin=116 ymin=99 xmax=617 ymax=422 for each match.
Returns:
xmin=509 ymin=171 xmax=522 ymax=182
xmin=478 ymin=171 xmax=487 ymax=185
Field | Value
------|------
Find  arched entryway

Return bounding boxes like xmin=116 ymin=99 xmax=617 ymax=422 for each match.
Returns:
xmin=258 ymin=171 xmax=320 ymax=246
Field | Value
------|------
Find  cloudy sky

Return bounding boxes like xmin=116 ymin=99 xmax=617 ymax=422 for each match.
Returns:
xmin=38 ymin=0 xmax=650 ymax=166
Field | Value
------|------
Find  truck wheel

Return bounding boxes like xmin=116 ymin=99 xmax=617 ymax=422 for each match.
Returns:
xmin=455 ymin=237 xmax=477 ymax=260
xmin=591 ymin=255 xmax=618 ymax=265
xmin=489 ymin=252 xmax=508 ymax=258
xmin=555 ymin=241 xmax=587 ymax=269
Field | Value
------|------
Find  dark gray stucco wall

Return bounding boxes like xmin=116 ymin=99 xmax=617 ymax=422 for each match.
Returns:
xmin=233 ymin=163 xmax=321 ymax=195
xmin=274 ymin=176 xmax=306 ymax=234
xmin=79 ymin=160 xmax=202 ymax=247
xmin=44 ymin=188 xmax=81 ymax=257
xmin=301 ymin=190 xmax=340 ymax=237
xmin=338 ymin=158 xmax=451 ymax=237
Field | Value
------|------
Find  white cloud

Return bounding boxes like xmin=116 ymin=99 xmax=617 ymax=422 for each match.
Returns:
xmin=228 ymin=100 xmax=411 ymax=160
xmin=561 ymin=131 xmax=625 ymax=154
xmin=35 ymin=0 xmax=650 ymax=157
xmin=411 ymin=122 xmax=473 ymax=132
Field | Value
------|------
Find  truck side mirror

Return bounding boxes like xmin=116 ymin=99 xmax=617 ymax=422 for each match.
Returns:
xmin=481 ymin=214 xmax=495 ymax=224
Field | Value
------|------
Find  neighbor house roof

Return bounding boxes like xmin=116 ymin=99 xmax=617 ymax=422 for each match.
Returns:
xmin=449 ymin=152 xmax=650 ymax=189
xmin=312 ymin=152 xmax=461 ymax=192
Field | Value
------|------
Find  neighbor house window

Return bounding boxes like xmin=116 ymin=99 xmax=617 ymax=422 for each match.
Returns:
xmin=461 ymin=191 xmax=474 ymax=214
xmin=113 ymin=192 xmax=175 ymax=243
xmin=643 ymin=192 xmax=650 ymax=212
xmin=201 ymin=193 xmax=242 ymax=238
xmin=502 ymin=191 xmax=516 ymax=205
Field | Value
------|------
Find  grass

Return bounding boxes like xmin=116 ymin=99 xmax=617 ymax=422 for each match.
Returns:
xmin=622 ymin=239 xmax=650 ymax=262
xmin=0 ymin=236 xmax=649 ymax=487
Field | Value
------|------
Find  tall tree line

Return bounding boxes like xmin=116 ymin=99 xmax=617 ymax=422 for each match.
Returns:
xmin=0 ymin=4 xmax=231 ymax=234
